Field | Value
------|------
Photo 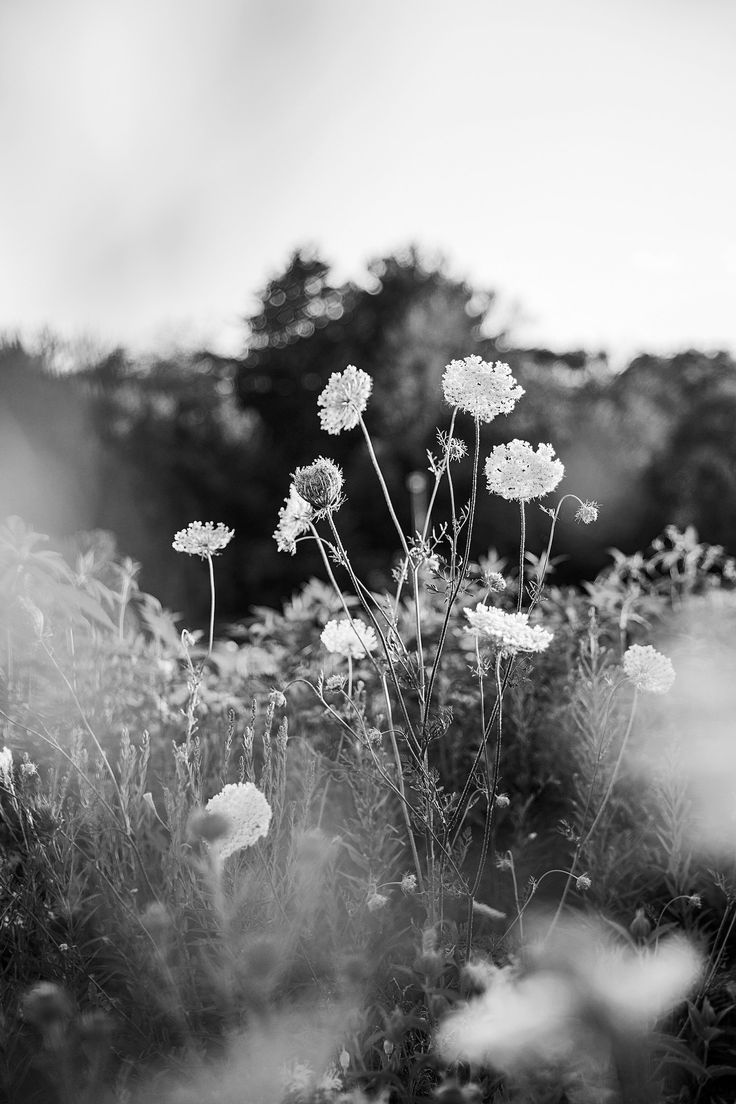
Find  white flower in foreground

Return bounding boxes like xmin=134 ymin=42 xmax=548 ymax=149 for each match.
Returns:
xmin=623 ymin=644 xmax=675 ymax=694
xmin=318 ymin=364 xmax=373 ymax=434
xmin=464 ymin=604 xmax=553 ymax=653
xmin=274 ymin=485 xmax=314 ymax=555
xmin=437 ymin=932 xmax=700 ymax=1072
xmin=485 ymin=440 xmax=564 ymax=501
xmin=172 ymin=521 xmax=234 ymax=559
xmin=321 ymin=617 xmax=378 ymax=660
xmin=205 ymin=782 xmax=272 ymax=860
xmin=442 ymin=356 xmax=524 ymax=423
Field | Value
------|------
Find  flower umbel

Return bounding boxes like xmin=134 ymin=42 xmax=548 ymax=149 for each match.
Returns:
xmin=321 ymin=617 xmax=378 ymax=660
xmin=575 ymin=500 xmax=600 ymax=525
xmin=442 ymin=356 xmax=525 ymax=423
xmin=274 ymin=484 xmax=314 ymax=554
xmin=293 ymin=457 xmax=344 ymax=513
xmin=205 ymin=782 xmax=272 ymax=860
xmin=317 ymin=364 xmax=373 ymax=434
xmin=172 ymin=521 xmax=234 ymax=559
xmin=464 ymin=604 xmax=554 ymax=653
xmin=485 ymin=440 xmax=565 ymax=501
xmin=623 ymin=644 xmax=675 ymax=694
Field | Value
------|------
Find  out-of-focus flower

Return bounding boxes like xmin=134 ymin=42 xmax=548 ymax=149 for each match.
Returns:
xmin=274 ymin=484 xmax=314 ymax=555
xmin=401 ymin=873 xmax=418 ymax=895
xmin=292 ymin=457 xmax=344 ymax=512
xmin=339 ymin=1048 xmax=351 ymax=1072
xmin=269 ymin=689 xmax=287 ymax=709
xmin=623 ymin=644 xmax=675 ymax=694
xmin=442 ymin=356 xmax=524 ymax=423
xmin=576 ymin=874 xmax=592 ymax=892
xmin=0 ymin=747 xmax=13 ymax=786
xmin=172 ymin=521 xmax=234 ymax=558
xmin=318 ymin=364 xmax=373 ymax=434
xmin=495 ymin=793 xmax=510 ymax=809
xmin=367 ymin=891 xmax=389 ymax=912
xmin=485 ymin=440 xmax=564 ymax=501
xmin=205 ymin=782 xmax=272 ymax=860
xmin=464 ymin=604 xmax=553 ymax=654
xmin=321 ymin=617 xmax=378 ymax=660
xmin=629 ymin=907 xmax=652 ymax=941
xmin=21 ymin=982 xmax=73 ymax=1031
xmin=575 ymin=500 xmax=600 ymax=524
xmin=484 ymin=571 xmax=506 ymax=592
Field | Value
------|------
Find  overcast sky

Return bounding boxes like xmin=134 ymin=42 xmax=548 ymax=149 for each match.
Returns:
xmin=1 ymin=0 xmax=734 ymax=361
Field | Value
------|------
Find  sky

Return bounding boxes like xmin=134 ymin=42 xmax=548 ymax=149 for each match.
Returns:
xmin=1 ymin=0 xmax=735 ymax=363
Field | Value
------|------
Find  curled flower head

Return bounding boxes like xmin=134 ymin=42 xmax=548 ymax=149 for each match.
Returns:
xmin=623 ymin=644 xmax=675 ymax=694
xmin=576 ymin=874 xmax=592 ymax=892
xmin=205 ymin=782 xmax=272 ymax=860
xmin=485 ymin=440 xmax=564 ymax=501
xmin=442 ymin=356 xmax=524 ymax=423
xmin=575 ymin=500 xmax=600 ymax=525
xmin=321 ymin=617 xmax=378 ymax=660
xmin=401 ymin=873 xmax=418 ymax=895
xmin=292 ymin=457 xmax=344 ymax=513
xmin=464 ymin=604 xmax=553 ymax=654
xmin=172 ymin=521 xmax=234 ymax=559
xmin=484 ymin=571 xmax=507 ymax=593
xmin=274 ymin=484 xmax=314 ymax=555
xmin=318 ymin=364 xmax=373 ymax=434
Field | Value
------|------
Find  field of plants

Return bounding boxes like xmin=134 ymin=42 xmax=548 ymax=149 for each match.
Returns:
xmin=1 ymin=357 xmax=735 ymax=1103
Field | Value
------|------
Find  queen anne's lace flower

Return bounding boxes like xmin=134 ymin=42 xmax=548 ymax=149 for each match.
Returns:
xmin=442 ymin=356 xmax=524 ymax=423
xmin=172 ymin=521 xmax=234 ymax=558
xmin=485 ymin=440 xmax=564 ymax=501
xmin=464 ymin=604 xmax=553 ymax=653
xmin=321 ymin=617 xmax=378 ymax=659
xmin=292 ymin=457 xmax=344 ymax=512
xmin=274 ymin=485 xmax=314 ymax=555
xmin=623 ymin=644 xmax=675 ymax=694
xmin=205 ymin=782 xmax=272 ymax=859
xmin=318 ymin=365 xmax=373 ymax=434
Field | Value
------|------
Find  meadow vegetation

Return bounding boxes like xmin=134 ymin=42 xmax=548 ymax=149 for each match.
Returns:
xmin=1 ymin=357 xmax=735 ymax=1103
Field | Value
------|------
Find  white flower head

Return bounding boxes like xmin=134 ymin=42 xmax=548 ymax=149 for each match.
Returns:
xmin=442 ymin=356 xmax=525 ymax=423
xmin=0 ymin=747 xmax=13 ymax=787
xmin=623 ymin=644 xmax=675 ymax=694
xmin=318 ymin=364 xmax=373 ymax=434
xmin=205 ymin=782 xmax=272 ymax=860
xmin=485 ymin=440 xmax=565 ymax=501
xmin=464 ymin=604 xmax=553 ymax=654
xmin=274 ymin=484 xmax=314 ymax=555
xmin=172 ymin=521 xmax=234 ymax=559
xmin=321 ymin=617 xmax=378 ymax=660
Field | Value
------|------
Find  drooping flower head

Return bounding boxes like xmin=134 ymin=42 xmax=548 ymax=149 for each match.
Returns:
xmin=485 ymin=440 xmax=564 ymax=501
xmin=464 ymin=604 xmax=553 ymax=654
xmin=623 ymin=644 xmax=675 ymax=694
xmin=321 ymin=617 xmax=378 ymax=660
xmin=292 ymin=457 xmax=344 ymax=513
xmin=575 ymin=500 xmax=600 ymax=525
xmin=205 ymin=782 xmax=272 ymax=860
xmin=172 ymin=521 xmax=234 ymax=559
xmin=274 ymin=484 xmax=315 ymax=554
xmin=442 ymin=356 xmax=524 ymax=423
xmin=318 ymin=364 xmax=373 ymax=434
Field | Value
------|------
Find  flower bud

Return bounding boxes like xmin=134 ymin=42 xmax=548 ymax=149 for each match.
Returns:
xmin=293 ymin=458 xmax=344 ymax=512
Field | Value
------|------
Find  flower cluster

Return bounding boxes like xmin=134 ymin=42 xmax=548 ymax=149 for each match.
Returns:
xmin=321 ymin=617 xmax=378 ymax=660
xmin=623 ymin=644 xmax=675 ymax=694
xmin=317 ymin=364 xmax=373 ymax=434
xmin=172 ymin=521 xmax=234 ymax=559
xmin=442 ymin=356 xmax=524 ymax=423
xmin=292 ymin=457 xmax=344 ymax=512
xmin=205 ymin=782 xmax=272 ymax=860
xmin=575 ymin=500 xmax=600 ymax=525
xmin=464 ymin=604 xmax=553 ymax=653
xmin=273 ymin=485 xmax=314 ymax=555
xmin=485 ymin=440 xmax=564 ymax=501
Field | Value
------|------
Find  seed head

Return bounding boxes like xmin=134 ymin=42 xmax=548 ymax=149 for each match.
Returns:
xmin=292 ymin=457 xmax=344 ymax=512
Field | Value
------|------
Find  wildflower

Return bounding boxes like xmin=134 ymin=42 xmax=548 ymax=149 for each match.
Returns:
xmin=21 ymin=982 xmax=73 ymax=1031
xmin=321 ymin=617 xmax=378 ymax=660
xmin=484 ymin=571 xmax=506 ymax=592
xmin=268 ymin=689 xmax=287 ymax=709
xmin=318 ymin=364 xmax=373 ymax=434
xmin=401 ymin=873 xmax=418 ymax=895
xmin=367 ymin=891 xmax=389 ymax=912
xmin=172 ymin=521 xmax=234 ymax=559
xmin=0 ymin=747 xmax=12 ymax=786
xmin=292 ymin=457 xmax=344 ymax=512
xmin=485 ymin=440 xmax=564 ymax=501
xmin=689 ymin=894 xmax=702 ymax=909
xmin=383 ymin=1039 xmax=395 ymax=1058
xmin=495 ymin=793 xmax=510 ymax=809
xmin=575 ymin=500 xmax=600 ymax=525
xmin=576 ymin=874 xmax=592 ymax=892
xmin=464 ymin=604 xmax=554 ymax=654
xmin=339 ymin=1048 xmax=351 ymax=1072
xmin=20 ymin=758 xmax=38 ymax=779
xmin=623 ymin=644 xmax=675 ymax=694
xmin=205 ymin=782 xmax=272 ymax=860
xmin=274 ymin=484 xmax=314 ymax=554
xmin=442 ymin=356 xmax=524 ymax=423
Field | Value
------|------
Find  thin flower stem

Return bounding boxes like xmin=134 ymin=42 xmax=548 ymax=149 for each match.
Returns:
xmin=381 ymin=674 xmax=425 ymax=894
xmin=528 ymin=494 xmax=587 ymax=615
xmin=206 ymin=553 xmax=216 ymax=658
xmin=359 ymin=415 xmax=411 ymax=561
xmin=517 ymin=500 xmax=526 ymax=613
